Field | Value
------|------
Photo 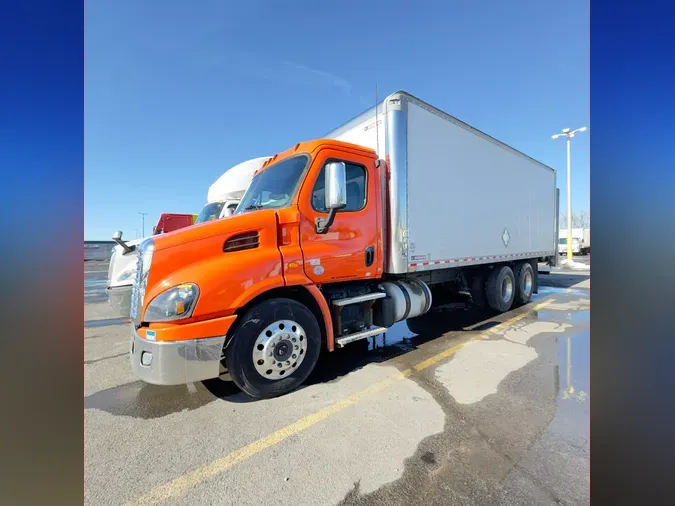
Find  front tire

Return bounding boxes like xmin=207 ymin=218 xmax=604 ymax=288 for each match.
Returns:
xmin=225 ymin=298 xmax=321 ymax=399
xmin=485 ymin=265 xmax=516 ymax=313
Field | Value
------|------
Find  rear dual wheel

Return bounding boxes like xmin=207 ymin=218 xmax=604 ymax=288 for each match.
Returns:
xmin=225 ymin=298 xmax=321 ymax=399
xmin=513 ymin=262 xmax=534 ymax=306
xmin=486 ymin=266 xmax=516 ymax=312
xmin=485 ymin=262 xmax=534 ymax=312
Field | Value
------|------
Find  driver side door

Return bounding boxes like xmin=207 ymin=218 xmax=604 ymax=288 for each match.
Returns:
xmin=297 ymin=149 xmax=382 ymax=283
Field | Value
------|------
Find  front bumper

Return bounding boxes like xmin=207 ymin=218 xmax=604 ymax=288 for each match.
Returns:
xmin=107 ymin=285 xmax=133 ymax=318
xmin=130 ymin=327 xmax=225 ymax=385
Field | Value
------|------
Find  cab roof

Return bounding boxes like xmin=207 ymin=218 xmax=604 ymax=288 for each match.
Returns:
xmin=256 ymin=139 xmax=377 ymax=175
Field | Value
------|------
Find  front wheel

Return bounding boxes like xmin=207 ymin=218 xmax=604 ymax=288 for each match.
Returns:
xmin=225 ymin=298 xmax=322 ymax=399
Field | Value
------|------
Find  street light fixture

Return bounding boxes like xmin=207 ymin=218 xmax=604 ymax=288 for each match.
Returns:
xmin=552 ymin=126 xmax=587 ymax=261
xmin=138 ymin=212 xmax=148 ymax=238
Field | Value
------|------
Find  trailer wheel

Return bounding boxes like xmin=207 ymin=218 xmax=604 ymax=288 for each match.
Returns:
xmin=513 ymin=262 xmax=534 ymax=306
xmin=225 ymin=298 xmax=321 ymax=399
xmin=485 ymin=266 xmax=516 ymax=313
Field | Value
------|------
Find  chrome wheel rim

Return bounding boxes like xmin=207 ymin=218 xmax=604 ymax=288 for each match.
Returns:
xmin=501 ymin=276 xmax=514 ymax=303
xmin=252 ymin=320 xmax=307 ymax=380
xmin=522 ymin=271 xmax=533 ymax=297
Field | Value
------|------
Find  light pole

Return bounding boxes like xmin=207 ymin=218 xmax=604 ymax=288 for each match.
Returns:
xmin=552 ymin=127 xmax=587 ymax=261
xmin=138 ymin=212 xmax=148 ymax=238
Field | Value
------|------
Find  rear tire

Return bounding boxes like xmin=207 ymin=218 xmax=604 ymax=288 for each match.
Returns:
xmin=513 ymin=262 xmax=534 ymax=306
xmin=485 ymin=266 xmax=516 ymax=313
xmin=225 ymin=298 xmax=321 ymax=399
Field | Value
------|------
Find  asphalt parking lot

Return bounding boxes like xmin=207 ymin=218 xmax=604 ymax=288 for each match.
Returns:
xmin=85 ymin=263 xmax=590 ymax=506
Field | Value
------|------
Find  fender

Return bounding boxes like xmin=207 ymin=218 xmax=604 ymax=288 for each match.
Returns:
xmin=304 ymin=284 xmax=335 ymax=352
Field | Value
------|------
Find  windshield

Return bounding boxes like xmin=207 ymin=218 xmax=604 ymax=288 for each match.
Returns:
xmin=559 ymin=238 xmax=579 ymax=244
xmin=235 ymin=155 xmax=309 ymax=214
xmin=195 ymin=202 xmax=225 ymax=224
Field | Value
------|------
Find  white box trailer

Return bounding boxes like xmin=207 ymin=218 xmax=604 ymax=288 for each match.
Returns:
xmin=326 ymin=91 xmax=558 ymax=274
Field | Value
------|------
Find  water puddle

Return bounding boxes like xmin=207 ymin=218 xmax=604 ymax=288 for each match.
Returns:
xmin=555 ymin=329 xmax=590 ymax=409
xmin=537 ymin=286 xmax=588 ymax=298
xmin=85 ymin=380 xmax=226 ymax=419
xmin=308 ymin=304 xmax=493 ymax=385
xmin=537 ymin=310 xmax=590 ymax=323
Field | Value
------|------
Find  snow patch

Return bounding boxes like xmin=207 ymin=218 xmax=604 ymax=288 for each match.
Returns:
xmin=560 ymin=259 xmax=590 ymax=271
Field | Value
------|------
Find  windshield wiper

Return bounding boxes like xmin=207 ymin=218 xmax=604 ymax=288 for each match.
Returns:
xmin=243 ymin=204 xmax=263 ymax=211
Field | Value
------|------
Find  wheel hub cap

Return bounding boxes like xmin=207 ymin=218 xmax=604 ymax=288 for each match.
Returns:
xmin=273 ymin=339 xmax=292 ymax=361
xmin=252 ymin=320 xmax=307 ymax=380
xmin=502 ymin=276 xmax=514 ymax=303
xmin=523 ymin=272 xmax=533 ymax=295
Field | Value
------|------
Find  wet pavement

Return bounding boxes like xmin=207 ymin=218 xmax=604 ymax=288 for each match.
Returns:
xmin=85 ymin=265 xmax=589 ymax=506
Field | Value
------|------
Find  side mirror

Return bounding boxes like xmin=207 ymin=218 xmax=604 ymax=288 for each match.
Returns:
xmin=324 ymin=162 xmax=347 ymax=210
xmin=316 ymin=161 xmax=347 ymax=234
xmin=112 ymin=230 xmax=135 ymax=255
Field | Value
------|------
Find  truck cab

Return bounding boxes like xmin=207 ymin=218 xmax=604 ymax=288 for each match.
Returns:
xmin=130 ymin=140 xmax=412 ymax=398
xmin=193 ymin=199 xmax=240 ymax=224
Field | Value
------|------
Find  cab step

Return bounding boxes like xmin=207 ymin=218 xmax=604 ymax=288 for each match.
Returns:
xmin=335 ymin=326 xmax=387 ymax=348
xmin=331 ymin=292 xmax=386 ymax=307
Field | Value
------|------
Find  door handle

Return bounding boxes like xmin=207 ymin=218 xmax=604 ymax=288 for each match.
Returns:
xmin=365 ymin=246 xmax=374 ymax=267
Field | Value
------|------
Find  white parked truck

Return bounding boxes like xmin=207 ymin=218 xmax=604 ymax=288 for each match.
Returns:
xmin=126 ymin=91 xmax=559 ymax=399
xmin=106 ymin=156 xmax=270 ymax=317
xmin=558 ymin=227 xmax=590 ymax=255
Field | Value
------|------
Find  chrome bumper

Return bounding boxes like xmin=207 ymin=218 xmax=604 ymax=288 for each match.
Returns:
xmin=107 ymin=285 xmax=133 ymax=318
xmin=130 ymin=327 xmax=225 ymax=385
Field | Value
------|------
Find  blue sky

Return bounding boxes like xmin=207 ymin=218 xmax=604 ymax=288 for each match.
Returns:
xmin=85 ymin=0 xmax=589 ymax=241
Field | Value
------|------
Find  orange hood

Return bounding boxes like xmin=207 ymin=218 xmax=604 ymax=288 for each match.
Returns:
xmin=151 ymin=210 xmax=277 ymax=252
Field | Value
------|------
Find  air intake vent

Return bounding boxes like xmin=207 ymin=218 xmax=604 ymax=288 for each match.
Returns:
xmin=223 ymin=231 xmax=259 ymax=253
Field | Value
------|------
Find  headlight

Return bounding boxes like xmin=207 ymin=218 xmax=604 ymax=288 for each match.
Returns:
xmin=144 ymin=283 xmax=199 ymax=322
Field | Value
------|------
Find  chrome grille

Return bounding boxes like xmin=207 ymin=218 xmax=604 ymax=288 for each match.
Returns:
xmin=129 ymin=245 xmax=143 ymax=321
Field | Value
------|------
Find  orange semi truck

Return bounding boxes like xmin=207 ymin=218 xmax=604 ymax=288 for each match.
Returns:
xmin=129 ymin=91 xmax=559 ymax=399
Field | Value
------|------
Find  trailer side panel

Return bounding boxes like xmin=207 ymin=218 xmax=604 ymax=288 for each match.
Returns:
xmin=405 ymin=99 xmax=556 ymax=271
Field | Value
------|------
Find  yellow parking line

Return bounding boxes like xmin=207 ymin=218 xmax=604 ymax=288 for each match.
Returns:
xmin=124 ymin=298 xmax=554 ymax=506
